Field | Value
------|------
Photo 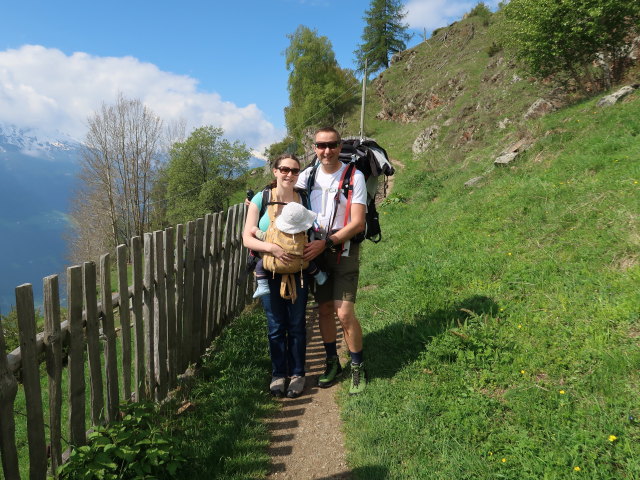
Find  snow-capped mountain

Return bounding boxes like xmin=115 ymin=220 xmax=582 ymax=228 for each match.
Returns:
xmin=0 ymin=123 xmax=82 ymax=162
xmin=0 ymin=123 xmax=81 ymax=313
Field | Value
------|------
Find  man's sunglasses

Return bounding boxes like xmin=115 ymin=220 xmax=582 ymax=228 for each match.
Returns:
xmin=277 ymin=166 xmax=301 ymax=176
xmin=315 ymin=141 xmax=340 ymax=150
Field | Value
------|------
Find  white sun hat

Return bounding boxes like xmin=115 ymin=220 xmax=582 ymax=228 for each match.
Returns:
xmin=275 ymin=202 xmax=317 ymax=234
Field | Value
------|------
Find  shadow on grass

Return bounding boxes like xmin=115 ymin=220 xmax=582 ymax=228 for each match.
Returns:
xmin=365 ymin=295 xmax=499 ymax=379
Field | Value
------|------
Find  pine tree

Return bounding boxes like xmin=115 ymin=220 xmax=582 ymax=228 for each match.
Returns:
xmin=354 ymin=0 xmax=413 ymax=74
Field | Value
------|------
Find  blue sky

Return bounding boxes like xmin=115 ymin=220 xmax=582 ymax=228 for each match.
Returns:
xmin=0 ymin=0 xmax=498 ymax=154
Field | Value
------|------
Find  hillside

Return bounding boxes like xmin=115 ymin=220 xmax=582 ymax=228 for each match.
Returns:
xmin=330 ymin=12 xmax=640 ymax=480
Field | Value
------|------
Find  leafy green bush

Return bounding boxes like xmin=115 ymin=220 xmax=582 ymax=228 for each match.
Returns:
xmin=58 ymin=402 xmax=186 ymax=480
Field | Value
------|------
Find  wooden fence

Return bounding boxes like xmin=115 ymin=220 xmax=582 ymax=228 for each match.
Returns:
xmin=0 ymin=203 xmax=253 ymax=479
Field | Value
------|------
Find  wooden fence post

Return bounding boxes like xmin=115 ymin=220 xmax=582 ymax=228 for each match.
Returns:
xmin=153 ymin=231 xmax=168 ymax=401
xmin=66 ymin=265 xmax=86 ymax=446
xmin=116 ymin=244 xmax=132 ymax=401
xmin=164 ymin=227 xmax=177 ymax=388
xmin=174 ymin=224 xmax=184 ymax=373
xmin=192 ymin=218 xmax=204 ymax=362
xmin=205 ymin=213 xmax=219 ymax=343
xmin=15 ymin=283 xmax=47 ymax=480
xmin=43 ymin=275 xmax=63 ymax=474
xmin=0 ymin=313 xmax=20 ymax=479
xmin=100 ymin=254 xmax=119 ymax=422
xmin=131 ymin=236 xmax=146 ymax=401
xmin=83 ymin=262 xmax=104 ymax=426
xmin=143 ymin=233 xmax=156 ymax=399
xmin=202 ymin=215 xmax=213 ymax=349
xmin=182 ymin=221 xmax=195 ymax=370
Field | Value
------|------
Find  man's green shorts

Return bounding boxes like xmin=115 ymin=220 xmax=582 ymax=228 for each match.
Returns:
xmin=313 ymin=242 xmax=360 ymax=303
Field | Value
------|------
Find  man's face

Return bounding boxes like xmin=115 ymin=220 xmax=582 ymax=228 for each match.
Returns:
xmin=314 ymin=131 xmax=341 ymax=166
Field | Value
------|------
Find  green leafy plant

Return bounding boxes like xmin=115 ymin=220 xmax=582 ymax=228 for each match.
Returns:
xmin=57 ymin=402 xmax=186 ymax=480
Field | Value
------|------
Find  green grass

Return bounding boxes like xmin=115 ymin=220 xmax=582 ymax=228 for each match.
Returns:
xmin=337 ymin=90 xmax=640 ymax=479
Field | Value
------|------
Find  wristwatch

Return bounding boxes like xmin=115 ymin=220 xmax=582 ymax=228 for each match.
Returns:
xmin=324 ymin=236 xmax=336 ymax=251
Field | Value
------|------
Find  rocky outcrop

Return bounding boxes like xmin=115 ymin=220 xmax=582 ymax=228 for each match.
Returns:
xmin=596 ymin=85 xmax=638 ymax=107
xmin=524 ymin=99 xmax=556 ymax=120
xmin=412 ymin=125 xmax=439 ymax=155
xmin=494 ymin=138 xmax=533 ymax=166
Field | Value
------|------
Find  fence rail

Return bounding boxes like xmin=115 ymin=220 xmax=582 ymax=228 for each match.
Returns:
xmin=0 ymin=203 xmax=252 ymax=479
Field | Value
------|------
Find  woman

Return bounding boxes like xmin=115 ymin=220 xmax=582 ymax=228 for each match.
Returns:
xmin=242 ymin=154 xmax=309 ymax=398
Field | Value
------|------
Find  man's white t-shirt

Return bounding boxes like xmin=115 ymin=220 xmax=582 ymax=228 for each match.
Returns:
xmin=297 ymin=163 xmax=367 ymax=238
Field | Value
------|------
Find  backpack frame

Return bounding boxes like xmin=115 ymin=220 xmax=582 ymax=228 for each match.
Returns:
xmin=305 ymin=137 xmax=394 ymax=244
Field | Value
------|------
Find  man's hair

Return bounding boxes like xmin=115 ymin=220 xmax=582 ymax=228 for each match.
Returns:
xmin=314 ymin=126 xmax=341 ymax=142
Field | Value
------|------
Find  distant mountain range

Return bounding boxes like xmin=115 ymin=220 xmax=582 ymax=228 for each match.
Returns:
xmin=0 ymin=124 xmax=265 ymax=313
xmin=0 ymin=123 xmax=81 ymax=313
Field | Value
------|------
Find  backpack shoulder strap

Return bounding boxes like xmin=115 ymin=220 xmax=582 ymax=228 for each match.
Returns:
xmin=306 ymin=162 xmax=320 ymax=195
xmin=259 ymin=187 xmax=271 ymax=220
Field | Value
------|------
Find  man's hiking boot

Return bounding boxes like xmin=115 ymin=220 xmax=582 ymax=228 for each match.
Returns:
xmin=318 ymin=356 xmax=342 ymax=388
xmin=349 ymin=362 xmax=366 ymax=395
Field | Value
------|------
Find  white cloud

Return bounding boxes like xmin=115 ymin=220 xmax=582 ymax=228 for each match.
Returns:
xmin=0 ymin=45 xmax=283 ymax=154
xmin=405 ymin=0 xmax=499 ymax=32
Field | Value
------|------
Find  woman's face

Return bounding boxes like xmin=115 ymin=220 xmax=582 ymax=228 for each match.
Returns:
xmin=273 ymin=157 xmax=301 ymax=188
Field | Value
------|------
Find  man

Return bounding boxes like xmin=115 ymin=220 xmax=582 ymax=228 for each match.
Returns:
xmin=298 ymin=126 xmax=368 ymax=395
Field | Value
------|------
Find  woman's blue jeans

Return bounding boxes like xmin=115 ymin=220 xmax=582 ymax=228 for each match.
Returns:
xmin=260 ymin=274 xmax=308 ymax=378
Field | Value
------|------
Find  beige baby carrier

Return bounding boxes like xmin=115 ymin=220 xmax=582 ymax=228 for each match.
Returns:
xmin=262 ymin=190 xmax=312 ymax=302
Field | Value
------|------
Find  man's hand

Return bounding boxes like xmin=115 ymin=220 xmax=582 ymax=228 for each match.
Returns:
xmin=303 ymin=239 xmax=326 ymax=262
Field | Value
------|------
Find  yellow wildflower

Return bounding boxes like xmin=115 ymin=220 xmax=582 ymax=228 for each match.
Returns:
xmin=559 ymin=390 xmax=565 ymax=394
xmin=517 ymin=324 xmax=522 ymax=329
xmin=501 ymin=458 xmax=507 ymax=463
xmin=574 ymin=466 xmax=581 ymax=471
xmin=609 ymin=435 xmax=618 ymax=442
xmin=520 ymin=370 xmax=525 ymax=374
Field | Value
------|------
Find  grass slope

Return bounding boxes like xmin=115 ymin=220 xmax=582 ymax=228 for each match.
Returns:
xmin=337 ymin=22 xmax=640 ymax=477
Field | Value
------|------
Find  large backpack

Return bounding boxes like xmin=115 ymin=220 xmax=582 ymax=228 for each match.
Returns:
xmin=306 ymin=137 xmax=394 ymax=243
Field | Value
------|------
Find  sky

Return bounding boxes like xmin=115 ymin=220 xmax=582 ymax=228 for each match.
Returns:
xmin=0 ymin=0 xmax=499 ymax=156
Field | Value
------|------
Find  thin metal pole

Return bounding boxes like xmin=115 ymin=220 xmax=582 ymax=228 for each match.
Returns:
xmin=359 ymin=59 xmax=367 ymax=140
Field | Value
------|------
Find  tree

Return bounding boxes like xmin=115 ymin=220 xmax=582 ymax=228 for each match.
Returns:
xmin=285 ymin=25 xmax=359 ymax=142
xmin=69 ymin=94 xmax=164 ymax=263
xmin=354 ymin=0 xmax=413 ymax=75
xmin=499 ymin=0 xmax=640 ymax=89
xmin=164 ymin=126 xmax=251 ymax=225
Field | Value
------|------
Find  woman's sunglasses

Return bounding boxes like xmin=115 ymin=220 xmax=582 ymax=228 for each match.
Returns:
xmin=276 ymin=166 xmax=300 ymax=176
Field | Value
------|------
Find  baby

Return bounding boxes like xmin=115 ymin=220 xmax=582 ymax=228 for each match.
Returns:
xmin=251 ymin=201 xmax=327 ymax=298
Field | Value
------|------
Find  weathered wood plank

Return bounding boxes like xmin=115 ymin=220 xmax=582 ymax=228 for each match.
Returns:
xmin=15 ymin=284 xmax=47 ymax=480
xmin=43 ymin=275 xmax=63 ymax=474
xmin=66 ymin=265 xmax=86 ymax=446
xmin=100 ymin=254 xmax=119 ymax=422
xmin=175 ymin=224 xmax=184 ymax=373
xmin=83 ymin=262 xmax=104 ymax=426
xmin=117 ymin=244 xmax=132 ymax=401
xmin=153 ymin=230 xmax=168 ymax=401
xmin=192 ymin=218 xmax=204 ymax=362
xmin=131 ymin=236 xmax=145 ymax=401
xmin=229 ymin=204 xmax=240 ymax=319
xmin=164 ymin=227 xmax=177 ymax=388
xmin=205 ymin=213 xmax=219 ymax=343
xmin=219 ymin=208 xmax=234 ymax=328
xmin=214 ymin=212 xmax=226 ymax=334
xmin=0 ymin=311 xmax=20 ymax=479
xmin=143 ymin=233 xmax=156 ymax=399
xmin=182 ymin=221 xmax=195 ymax=370
xmin=201 ymin=214 xmax=213 ymax=349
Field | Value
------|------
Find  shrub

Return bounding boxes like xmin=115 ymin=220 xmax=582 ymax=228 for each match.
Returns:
xmin=57 ymin=402 xmax=187 ymax=480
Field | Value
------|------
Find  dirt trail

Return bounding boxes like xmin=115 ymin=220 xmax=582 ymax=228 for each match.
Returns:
xmin=266 ymin=159 xmax=404 ymax=478
xmin=267 ymin=303 xmax=351 ymax=479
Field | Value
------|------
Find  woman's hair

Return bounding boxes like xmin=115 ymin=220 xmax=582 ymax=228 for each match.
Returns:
xmin=268 ymin=154 xmax=301 ymax=188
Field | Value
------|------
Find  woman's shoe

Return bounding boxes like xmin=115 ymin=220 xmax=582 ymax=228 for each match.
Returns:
xmin=286 ymin=376 xmax=305 ymax=398
xmin=270 ymin=377 xmax=285 ymax=397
